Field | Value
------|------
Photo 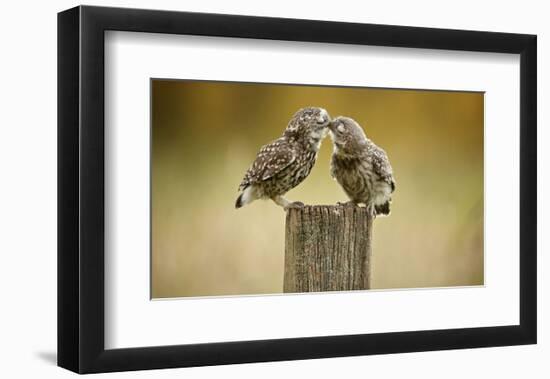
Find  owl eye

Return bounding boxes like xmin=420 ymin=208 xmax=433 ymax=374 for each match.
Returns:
xmin=337 ymin=124 xmax=345 ymax=133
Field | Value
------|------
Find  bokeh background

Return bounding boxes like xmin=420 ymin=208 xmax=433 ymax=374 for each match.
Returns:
xmin=151 ymin=79 xmax=484 ymax=299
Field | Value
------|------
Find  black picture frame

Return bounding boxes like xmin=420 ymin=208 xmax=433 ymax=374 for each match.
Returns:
xmin=58 ymin=5 xmax=537 ymax=374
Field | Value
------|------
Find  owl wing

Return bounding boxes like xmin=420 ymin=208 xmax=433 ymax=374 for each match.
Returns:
xmin=372 ymin=145 xmax=396 ymax=192
xmin=239 ymin=138 xmax=295 ymax=191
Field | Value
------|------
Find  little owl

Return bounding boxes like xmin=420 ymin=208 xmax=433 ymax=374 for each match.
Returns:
xmin=329 ymin=116 xmax=395 ymax=216
xmin=236 ymin=107 xmax=331 ymax=209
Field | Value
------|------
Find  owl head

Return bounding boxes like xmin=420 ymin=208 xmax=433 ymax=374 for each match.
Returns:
xmin=284 ymin=107 xmax=331 ymax=149
xmin=329 ymin=116 xmax=368 ymax=155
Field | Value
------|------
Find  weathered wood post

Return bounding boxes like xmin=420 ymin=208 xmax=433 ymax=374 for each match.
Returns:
xmin=284 ymin=205 xmax=373 ymax=293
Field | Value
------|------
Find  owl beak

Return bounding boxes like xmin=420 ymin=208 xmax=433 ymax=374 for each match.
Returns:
xmin=317 ymin=108 xmax=330 ymax=126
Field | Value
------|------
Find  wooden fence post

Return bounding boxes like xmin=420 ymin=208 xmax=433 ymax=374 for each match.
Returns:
xmin=284 ymin=205 xmax=373 ymax=293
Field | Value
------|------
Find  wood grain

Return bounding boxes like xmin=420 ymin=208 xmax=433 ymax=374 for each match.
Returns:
xmin=284 ymin=205 xmax=373 ymax=293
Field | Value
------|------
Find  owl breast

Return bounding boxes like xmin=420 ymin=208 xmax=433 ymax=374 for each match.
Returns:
xmin=331 ymin=156 xmax=376 ymax=204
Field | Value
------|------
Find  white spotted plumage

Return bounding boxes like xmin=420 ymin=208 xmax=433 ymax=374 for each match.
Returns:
xmin=236 ymin=107 xmax=331 ymax=209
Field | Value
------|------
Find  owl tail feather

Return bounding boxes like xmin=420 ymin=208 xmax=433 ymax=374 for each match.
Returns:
xmin=235 ymin=186 xmax=255 ymax=209
xmin=235 ymin=193 xmax=245 ymax=209
xmin=375 ymin=201 xmax=391 ymax=216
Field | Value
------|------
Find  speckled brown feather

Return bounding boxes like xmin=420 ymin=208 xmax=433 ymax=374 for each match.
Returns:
xmin=236 ymin=107 xmax=331 ymax=208
xmin=329 ymin=116 xmax=395 ymax=215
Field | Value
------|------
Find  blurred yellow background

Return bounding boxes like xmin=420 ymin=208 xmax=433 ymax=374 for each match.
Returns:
xmin=151 ymin=79 xmax=484 ymax=299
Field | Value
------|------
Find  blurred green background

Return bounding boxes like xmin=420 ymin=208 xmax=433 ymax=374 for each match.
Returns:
xmin=151 ymin=79 xmax=484 ymax=299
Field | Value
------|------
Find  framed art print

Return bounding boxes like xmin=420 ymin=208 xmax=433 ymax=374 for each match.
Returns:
xmin=58 ymin=5 xmax=537 ymax=373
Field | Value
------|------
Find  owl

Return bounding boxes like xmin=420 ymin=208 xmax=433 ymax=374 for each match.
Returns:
xmin=329 ymin=116 xmax=395 ymax=216
xmin=235 ymin=107 xmax=331 ymax=209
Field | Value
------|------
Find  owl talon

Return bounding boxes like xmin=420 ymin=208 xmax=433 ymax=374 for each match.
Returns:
xmin=337 ymin=201 xmax=356 ymax=207
xmin=285 ymin=201 xmax=305 ymax=210
xmin=366 ymin=204 xmax=377 ymax=217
